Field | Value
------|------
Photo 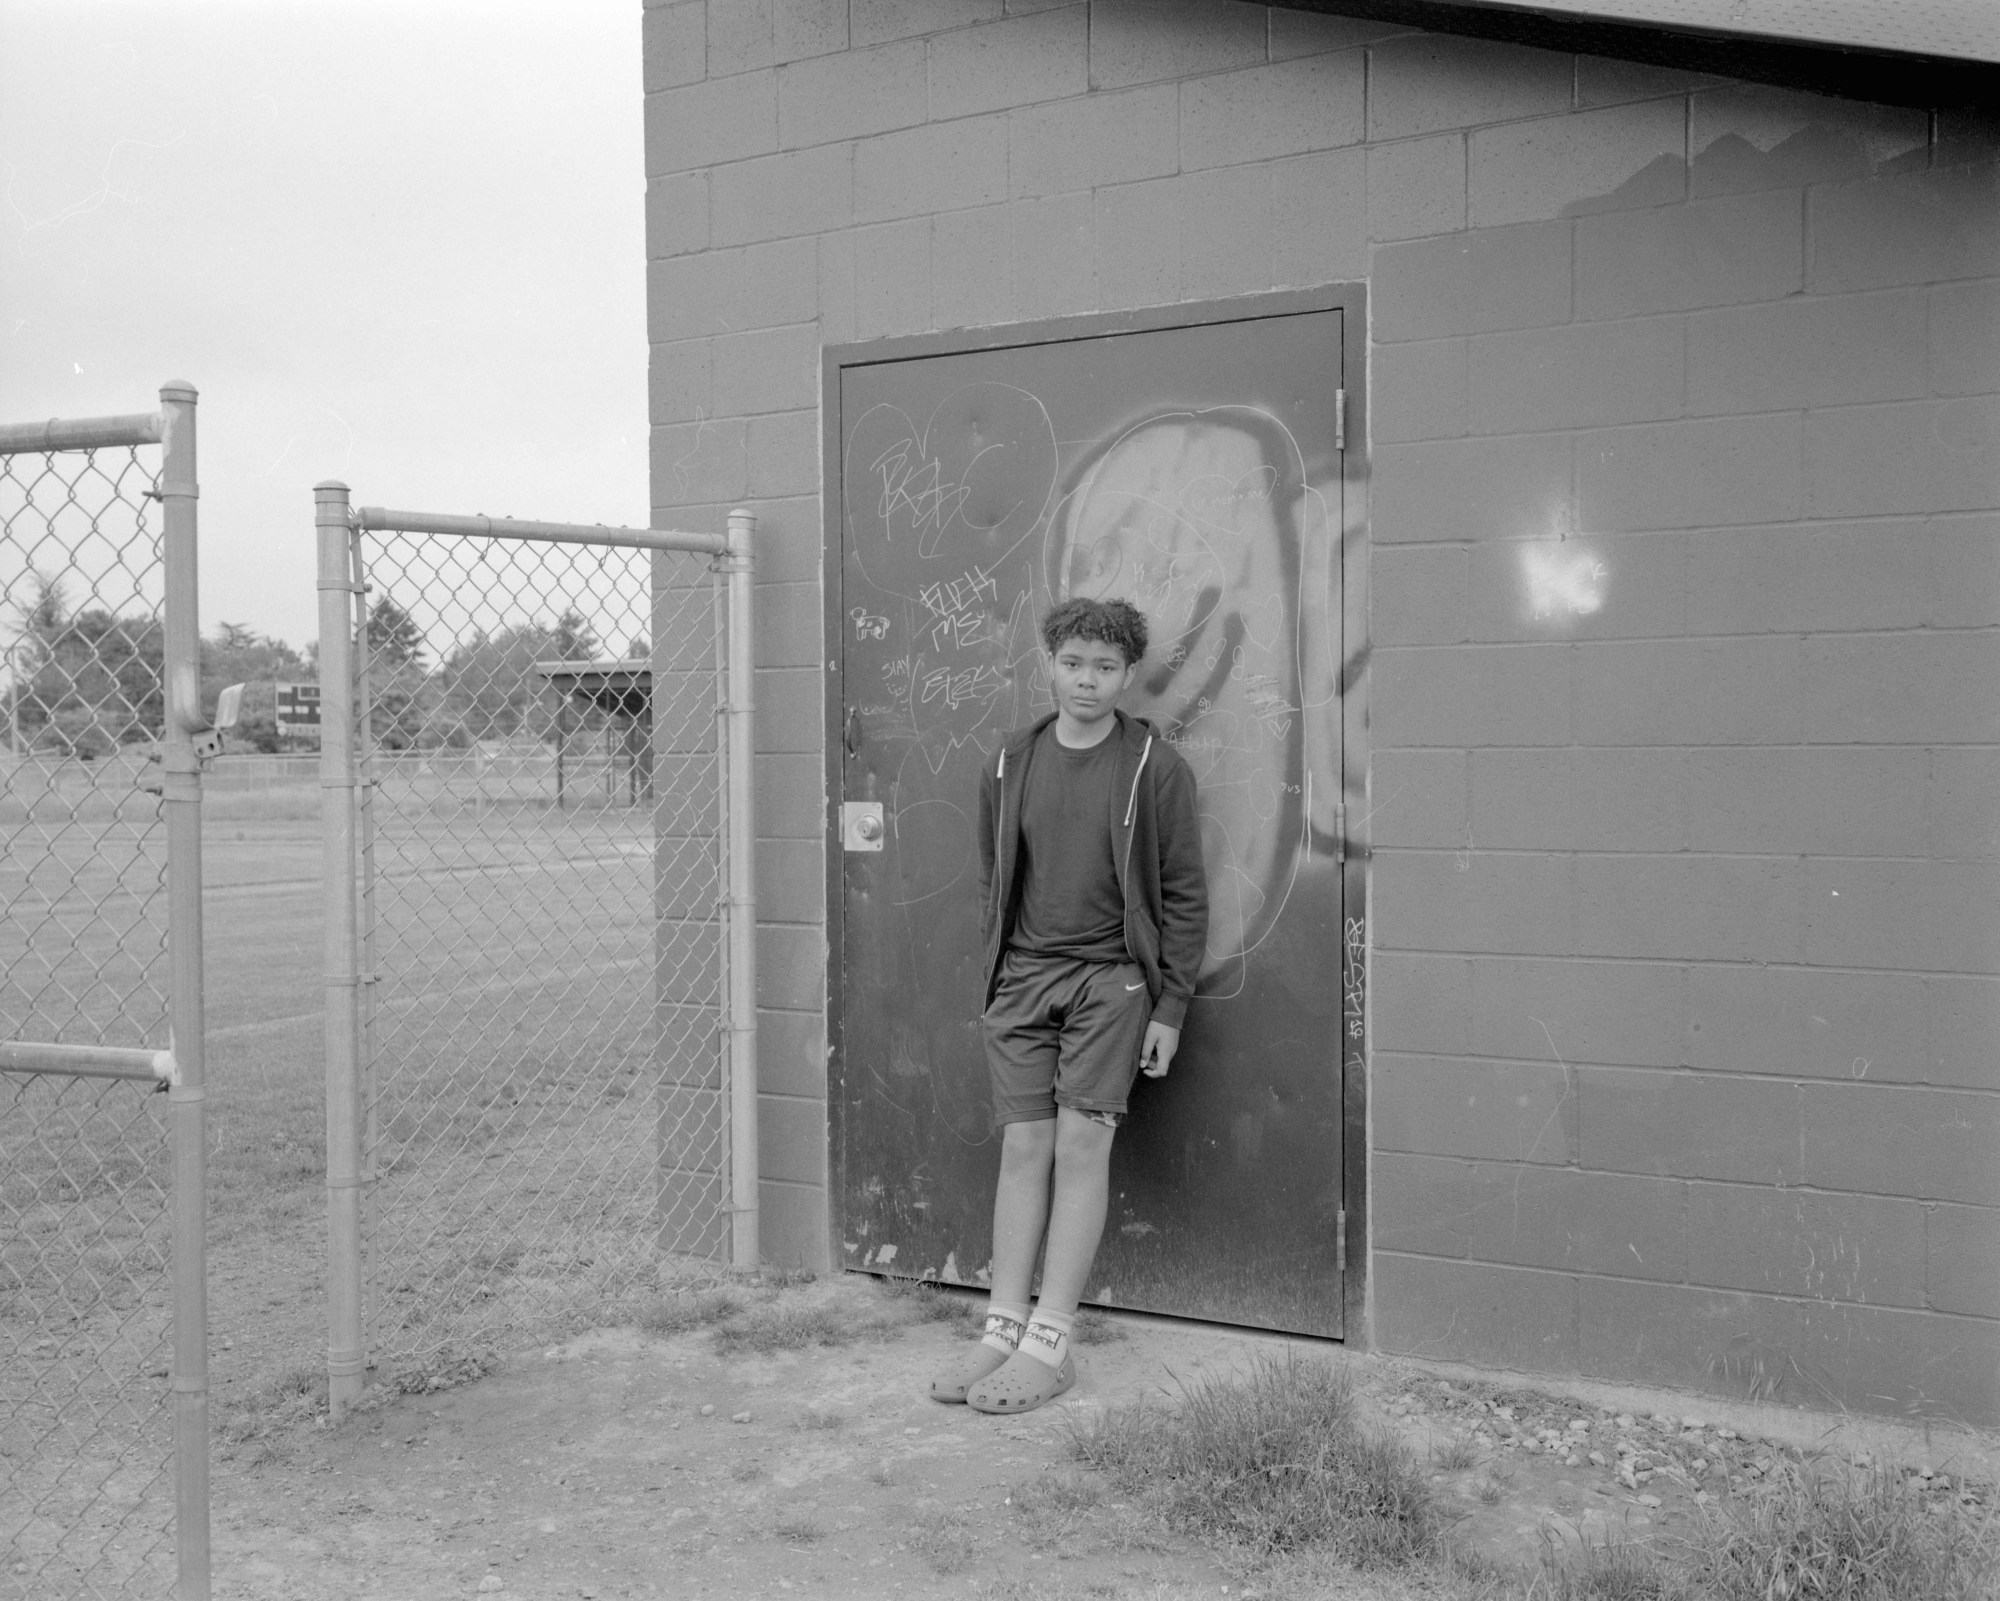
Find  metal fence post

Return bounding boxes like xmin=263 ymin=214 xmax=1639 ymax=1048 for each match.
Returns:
xmin=723 ymin=509 xmax=759 ymax=1268
xmin=350 ymin=529 xmax=381 ymax=1362
xmin=316 ymin=480 xmax=366 ymax=1421
xmin=159 ymin=380 xmax=211 ymax=1601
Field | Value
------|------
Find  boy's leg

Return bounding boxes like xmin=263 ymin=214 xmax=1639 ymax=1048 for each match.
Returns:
xmin=930 ymin=1120 xmax=1052 ymax=1403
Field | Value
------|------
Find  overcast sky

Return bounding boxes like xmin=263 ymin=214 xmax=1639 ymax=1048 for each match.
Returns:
xmin=1 ymin=0 xmax=647 ymax=649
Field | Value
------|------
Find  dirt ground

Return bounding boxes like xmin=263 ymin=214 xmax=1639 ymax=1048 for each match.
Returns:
xmin=207 ymin=1275 xmax=1999 ymax=1601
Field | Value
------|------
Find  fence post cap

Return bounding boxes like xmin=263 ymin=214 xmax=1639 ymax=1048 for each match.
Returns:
xmin=314 ymin=480 xmax=351 ymax=493
xmin=158 ymin=379 xmax=198 ymax=402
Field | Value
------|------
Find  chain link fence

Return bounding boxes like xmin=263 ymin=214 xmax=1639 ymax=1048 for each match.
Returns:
xmin=317 ymin=491 xmax=755 ymax=1414
xmin=2 ymin=398 xmax=209 ymax=1599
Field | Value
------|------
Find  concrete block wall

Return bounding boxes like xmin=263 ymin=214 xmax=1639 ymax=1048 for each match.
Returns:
xmin=642 ymin=0 xmax=2000 ymax=1421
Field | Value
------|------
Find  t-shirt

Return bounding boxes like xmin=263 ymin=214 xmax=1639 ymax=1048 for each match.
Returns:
xmin=1008 ymin=725 xmax=1127 ymax=962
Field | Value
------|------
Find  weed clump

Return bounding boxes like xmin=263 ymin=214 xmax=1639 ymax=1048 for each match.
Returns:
xmin=637 ymin=1289 xmax=742 ymax=1338
xmin=711 ymin=1300 xmax=848 ymax=1355
xmin=1076 ymin=1352 xmax=1439 ymax=1564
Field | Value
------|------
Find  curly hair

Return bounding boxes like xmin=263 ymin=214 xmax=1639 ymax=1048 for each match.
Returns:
xmin=1040 ymin=597 xmax=1149 ymax=665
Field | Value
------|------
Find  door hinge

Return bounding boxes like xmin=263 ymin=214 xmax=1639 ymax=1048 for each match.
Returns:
xmin=1334 ymin=800 xmax=1346 ymax=863
xmin=1334 ymin=388 xmax=1346 ymax=452
xmin=1336 ymin=1208 xmax=1348 ymax=1274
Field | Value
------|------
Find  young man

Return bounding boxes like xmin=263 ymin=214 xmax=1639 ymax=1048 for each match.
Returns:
xmin=932 ymin=597 xmax=1208 ymax=1414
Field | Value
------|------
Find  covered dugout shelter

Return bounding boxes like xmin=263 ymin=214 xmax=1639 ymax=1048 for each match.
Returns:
xmin=536 ymin=658 xmax=655 ymax=805
xmin=644 ymin=0 xmax=2000 ymax=1426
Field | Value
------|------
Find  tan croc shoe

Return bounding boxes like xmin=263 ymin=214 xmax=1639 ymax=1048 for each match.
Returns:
xmin=929 ymin=1341 xmax=1012 ymax=1404
xmin=965 ymin=1347 xmax=1075 ymax=1414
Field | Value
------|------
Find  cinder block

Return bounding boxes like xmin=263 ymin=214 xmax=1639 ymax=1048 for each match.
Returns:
xmin=1802 ymin=1082 xmax=2000 ymax=1206
xmin=757 ymin=916 xmax=826 ymax=1011
xmin=818 ymin=229 xmax=858 ymax=343
xmin=1802 ymin=633 xmax=2000 ymax=746
xmin=1927 ymin=962 xmax=2000 ymax=1082
xmin=852 ymin=0 xmax=998 ymax=48
xmin=1690 ymin=84 xmax=1927 ymax=198
xmin=1473 ymin=747 xmax=1686 ymax=853
xmin=648 ymin=171 xmax=711 ymax=259
xmin=1932 ymin=279 xmax=2000 ymax=399
xmin=753 ymin=581 xmax=824 ymax=670
xmin=1468 ymin=956 xmax=1688 ymax=1069
xmin=747 ymin=409 xmax=820 ymax=496
xmin=1574 ymin=636 xmax=1801 ymax=746
xmin=1578 ymin=1067 xmax=1802 ymax=1185
xmin=1366 ymin=132 xmax=1466 ymax=242
xmin=775 ymin=0 xmax=849 ymax=60
xmin=757 ymin=1005 xmax=827 ymax=1099
xmin=1686 ymin=289 xmax=1927 ymax=415
xmin=754 ymin=666 xmax=824 ymax=754
xmin=1809 ymin=165 xmax=2000 ymax=292
xmin=712 ymin=142 xmax=854 ymax=245
xmin=650 ymin=338 xmax=712 ymax=424
xmin=853 ymin=218 xmax=932 ymax=339
xmin=1271 ymin=147 xmax=1367 ymax=288
xmin=1374 ymin=1054 xmax=1576 ymax=1165
xmin=1927 ymin=1203 xmax=2000 ymax=1320
xmin=1806 ymin=858 xmax=2000 ymax=977
xmin=932 ymin=203 xmax=1014 ymax=329
xmin=652 ymin=415 xmax=749 ymax=506
xmin=713 ymin=322 xmax=819 ymax=416
xmin=1095 ymin=177 xmax=1180 ymax=310
xmin=646 ymin=69 xmax=779 ymax=175
xmin=1687 ymin=1183 xmax=1925 ymax=1307
xmin=1467 ymin=1165 xmax=1687 ymax=1283
xmin=650 ymin=252 xmax=736 ymax=342
xmin=1687 ymin=965 xmax=1927 ymax=1083
xmin=1179 ymin=167 xmax=1274 ymax=300
xmin=759 ymin=1092 xmax=828 ymax=1186
xmin=1933 ymin=513 xmax=2000 ymax=629
xmin=658 ymin=1086 xmax=722 ymax=1167
xmin=1465 ymin=527 xmax=1685 ymax=643
xmin=671 ymin=492 xmax=817 ymax=584
xmin=644 ymin=1 xmax=706 ymax=92
xmin=657 ymin=922 xmax=725 ymax=1018
xmin=928 ymin=8 xmax=1087 ymax=117
xmin=757 ymin=1177 xmax=832 ymax=1273
xmin=753 ymin=749 xmax=824 ymax=838
xmin=1682 ymin=520 xmax=1935 ymax=636
xmin=1369 ymin=950 xmax=1473 ymax=1058
xmin=651 ymin=236 xmax=818 ymax=340
xmin=856 ymin=114 xmax=1007 ymax=222
xmin=1372 ymin=1151 xmax=1476 ymax=1256
xmin=1370 ymin=848 xmax=1571 ymax=957
xmin=1470 ymin=99 xmax=1686 ymax=229
xmin=1373 ymin=220 xmax=1571 ymax=341
xmin=1008 ymin=83 xmax=1178 ymax=199
xmin=1370 ymin=337 xmax=1466 ymax=444
xmin=710 ymin=0 xmax=777 ymax=76
xmin=1466 ymin=317 xmax=1683 ymax=435
xmin=1371 ymin=433 xmax=1571 ymax=544
xmin=1575 ymin=189 xmax=1802 ymax=320
xmin=1578 ymin=414 xmax=1803 ymax=534
xmin=777 ymin=40 xmax=928 ymax=148
xmin=1575 ymin=55 xmax=1721 ymax=109
xmin=1367 ymin=32 xmax=1572 ymax=143
xmin=1372 ymin=642 xmax=1570 ymax=747
xmin=1683 ymin=747 xmax=1925 ymax=859
xmin=1180 ymin=52 xmax=1365 ymax=172
xmin=1370 ymin=543 xmax=1467 ymax=644
xmin=1368 ymin=748 xmax=1469 ymax=848
xmin=1576 ymin=855 xmax=1801 ymax=965
xmin=1012 ymin=191 xmax=1095 ymax=319
xmin=1087 ymin=0 xmax=1265 ymax=91
xmin=1272 ymin=9 xmax=1409 ymax=58
xmin=1806 ymin=397 xmax=2000 ymax=519
xmin=1373 ymin=1252 xmax=1580 ymax=1371
xmin=1932 ymin=748 xmax=2000 ymax=864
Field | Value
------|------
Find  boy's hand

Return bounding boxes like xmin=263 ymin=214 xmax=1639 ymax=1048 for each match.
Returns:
xmin=1139 ymin=1021 xmax=1181 ymax=1079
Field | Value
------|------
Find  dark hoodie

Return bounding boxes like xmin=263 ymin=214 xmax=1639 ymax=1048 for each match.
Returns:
xmin=977 ymin=709 xmax=1209 ymax=1030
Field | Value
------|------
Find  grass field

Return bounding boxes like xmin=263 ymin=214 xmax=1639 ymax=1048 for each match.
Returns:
xmin=4 ymin=767 xmax=729 ymax=1595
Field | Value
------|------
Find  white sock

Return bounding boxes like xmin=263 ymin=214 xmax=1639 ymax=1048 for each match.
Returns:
xmin=980 ymin=1302 xmax=1030 ymax=1357
xmin=1018 ymin=1308 xmax=1074 ymax=1370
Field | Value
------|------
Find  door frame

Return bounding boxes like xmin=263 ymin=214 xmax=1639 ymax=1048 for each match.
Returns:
xmin=819 ymin=284 xmax=1371 ymax=1342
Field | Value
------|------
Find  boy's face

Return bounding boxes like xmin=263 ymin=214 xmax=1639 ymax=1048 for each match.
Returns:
xmin=1048 ymin=634 xmax=1136 ymax=729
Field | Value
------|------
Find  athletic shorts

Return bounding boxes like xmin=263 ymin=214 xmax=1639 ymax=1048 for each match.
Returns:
xmin=982 ymin=948 xmax=1152 ymax=1127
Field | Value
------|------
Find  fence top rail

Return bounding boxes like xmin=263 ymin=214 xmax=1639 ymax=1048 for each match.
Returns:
xmin=0 ymin=1038 xmax=178 ymax=1085
xmin=354 ymin=506 xmax=726 ymax=556
xmin=0 ymin=411 xmax=164 ymax=455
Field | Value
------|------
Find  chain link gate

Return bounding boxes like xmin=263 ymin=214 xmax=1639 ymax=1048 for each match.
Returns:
xmin=314 ymin=485 xmax=756 ymax=1419
xmin=1 ymin=390 xmax=211 ymax=1599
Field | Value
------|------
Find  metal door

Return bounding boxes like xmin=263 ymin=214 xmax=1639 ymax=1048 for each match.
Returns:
xmin=830 ymin=299 xmax=1354 ymax=1335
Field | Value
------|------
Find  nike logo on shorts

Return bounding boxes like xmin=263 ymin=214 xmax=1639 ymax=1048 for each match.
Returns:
xmin=1124 ymin=982 xmax=1144 ymax=991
